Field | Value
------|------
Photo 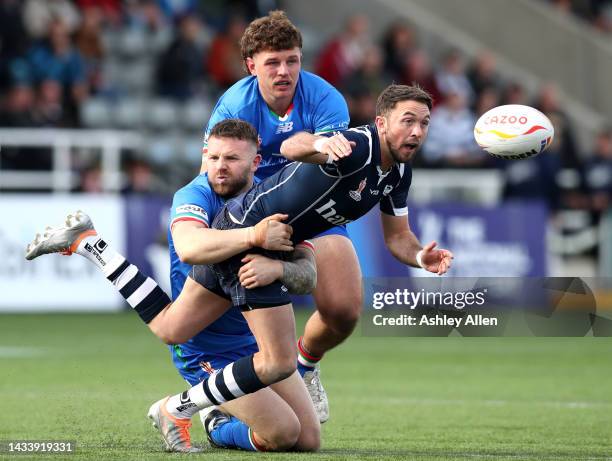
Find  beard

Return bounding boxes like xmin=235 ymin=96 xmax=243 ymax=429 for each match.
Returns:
xmin=208 ymin=171 xmax=251 ymax=198
xmin=386 ymin=138 xmax=419 ymax=164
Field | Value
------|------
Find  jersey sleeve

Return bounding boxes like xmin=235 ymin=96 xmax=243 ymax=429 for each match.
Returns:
xmin=380 ymin=166 xmax=412 ymax=216
xmin=313 ymin=88 xmax=350 ymax=134
xmin=169 ymin=187 xmax=216 ymax=230
xmin=319 ymin=128 xmax=372 ymax=177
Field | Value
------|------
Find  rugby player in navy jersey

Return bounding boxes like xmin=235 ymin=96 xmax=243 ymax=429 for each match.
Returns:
xmin=203 ymin=11 xmax=358 ymax=422
xmin=26 ymin=84 xmax=453 ymax=451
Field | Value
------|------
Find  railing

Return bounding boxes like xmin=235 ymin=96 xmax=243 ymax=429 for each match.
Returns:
xmin=0 ymin=129 xmax=145 ymax=192
xmin=0 ymin=128 xmax=505 ymax=202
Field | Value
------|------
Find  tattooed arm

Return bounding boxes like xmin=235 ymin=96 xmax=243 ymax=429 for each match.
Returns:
xmin=237 ymin=244 xmax=317 ymax=294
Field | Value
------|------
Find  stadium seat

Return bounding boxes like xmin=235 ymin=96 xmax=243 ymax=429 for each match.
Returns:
xmin=115 ymin=60 xmax=154 ymax=95
xmin=147 ymin=134 xmax=180 ymax=164
xmin=114 ymin=98 xmax=147 ymax=129
xmin=80 ymin=97 xmax=114 ymax=128
xmin=117 ymin=29 xmax=148 ymax=58
xmin=147 ymin=99 xmax=180 ymax=131
xmin=182 ymin=136 xmax=204 ymax=166
xmin=181 ymin=99 xmax=212 ymax=132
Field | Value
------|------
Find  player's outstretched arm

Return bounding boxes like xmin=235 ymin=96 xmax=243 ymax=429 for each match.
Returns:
xmin=280 ymin=132 xmax=355 ymax=164
xmin=173 ymin=214 xmax=294 ymax=265
xmin=238 ymin=243 xmax=317 ymax=294
xmin=380 ymin=213 xmax=453 ymax=276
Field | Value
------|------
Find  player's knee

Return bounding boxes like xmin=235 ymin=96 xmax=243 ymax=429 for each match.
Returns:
xmin=257 ymin=419 xmax=301 ymax=451
xmin=257 ymin=344 xmax=297 ymax=382
xmin=318 ymin=299 xmax=361 ymax=334
xmin=267 ymin=355 xmax=297 ymax=382
xmin=293 ymin=423 xmax=321 ymax=452
xmin=316 ymin=288 xmax=362 ymax=324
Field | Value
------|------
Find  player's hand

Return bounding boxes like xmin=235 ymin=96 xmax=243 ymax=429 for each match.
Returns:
xmin=419 ymin=241 xmax=454 ymax=276
xmin=239 ymin=254 xmax=284 ymax=289
xmin=247 ymin=214 xmax=293 ymax=251
xmin=314 ymin=134 xmax=356 ymax=162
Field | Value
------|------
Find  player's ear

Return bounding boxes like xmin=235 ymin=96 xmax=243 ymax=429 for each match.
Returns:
xmin=375 ymin=115 xmax=387 ymax=134
xmin=252 ymin=153 xmax=262 ymax=171
xmin=246 ymin=57 xmax=257 ymax=76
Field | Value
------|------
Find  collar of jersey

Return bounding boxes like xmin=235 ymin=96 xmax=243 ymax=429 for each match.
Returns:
xmin=268 ymin=103 xmax=295 ymax=121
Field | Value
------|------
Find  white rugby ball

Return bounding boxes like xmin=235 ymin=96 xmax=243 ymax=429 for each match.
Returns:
xmin=474 ymin=104 xmax=554 ymax=159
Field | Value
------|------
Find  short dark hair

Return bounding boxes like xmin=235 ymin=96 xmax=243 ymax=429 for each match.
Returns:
xmin=209 ymin=119 xmax=258 ymax=146
xmin=240 ymin=10 xmax=302 ymax=62
xmin=376 ymin=84 xmax=433 ymax=116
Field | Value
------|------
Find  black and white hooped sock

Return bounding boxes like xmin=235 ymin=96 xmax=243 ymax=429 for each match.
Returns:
xmin=74 ymin=234 xmax=170 ymax=323
xmin=166 ymin=355 xmax=265 ymax=419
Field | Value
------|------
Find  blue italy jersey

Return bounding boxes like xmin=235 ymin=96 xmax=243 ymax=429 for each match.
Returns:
xmin=168 ymin=174 xmax=256 ymax=371
xmin=205 ymin=70 xmax=349 ymax=181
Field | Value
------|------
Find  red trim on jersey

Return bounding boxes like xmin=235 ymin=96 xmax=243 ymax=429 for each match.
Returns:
xmin=285 ymin=102 xmax=295 ymax=117
xmin=297 ymin=240 xmax=315 ymax=254
xmin=170 ymin=216 xmax=209 ymax=230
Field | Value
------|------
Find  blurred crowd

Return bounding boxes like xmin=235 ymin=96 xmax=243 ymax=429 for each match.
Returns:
xmin=0 ymin=0 xmax=610 ymax=225
xmin=547 ymin=0 xmax=612 ymax=33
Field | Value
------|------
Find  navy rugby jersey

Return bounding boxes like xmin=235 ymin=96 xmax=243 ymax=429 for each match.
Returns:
xmin=221 ymin=124 xmax=411 ymax=244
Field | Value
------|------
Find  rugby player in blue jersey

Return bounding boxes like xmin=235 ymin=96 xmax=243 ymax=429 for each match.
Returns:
xmin=26 ymin=120 xmax=321 ymax=453
xmin=165 ymin=120 xmax=320 ymax=452
xmin=26 ymin=84 xmax=453 ymax=451
xmin=202 ymin=11 xmax=358 ymax=423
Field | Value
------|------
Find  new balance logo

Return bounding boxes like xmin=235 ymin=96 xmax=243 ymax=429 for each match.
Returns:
xmin=275 ymin=122 xmax=294 ymax=134
xmin=315 ymin=199 xmax=352 ymax=226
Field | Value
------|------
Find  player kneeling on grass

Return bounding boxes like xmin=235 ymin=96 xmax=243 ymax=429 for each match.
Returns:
xmin=26 ymin=210 xmax=319 ymax=453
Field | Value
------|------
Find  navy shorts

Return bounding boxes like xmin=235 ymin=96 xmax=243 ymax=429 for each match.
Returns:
xmin=191 ymin=261 xmax=291 ymax=311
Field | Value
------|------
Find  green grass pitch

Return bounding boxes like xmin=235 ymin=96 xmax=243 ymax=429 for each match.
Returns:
xmin=0 ymin=311 xmax=611 ymax=461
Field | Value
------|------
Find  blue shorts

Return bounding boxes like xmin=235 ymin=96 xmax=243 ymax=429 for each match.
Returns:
xmin=314 ymin=225 xmax=349 ymax=239
xmin=175 ymin=342 xmax=260 ymax=386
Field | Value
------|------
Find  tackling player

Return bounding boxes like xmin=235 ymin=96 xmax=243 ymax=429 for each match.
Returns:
xmin=26 ymin=85 xmax=454 ymax=450
xmin=165 ymin=119 xmax=320 ymax=452
xmin=27 ymin=120 xmax=321 ymax=453
xmin=203 ymin=11 xmax=357 ymax=422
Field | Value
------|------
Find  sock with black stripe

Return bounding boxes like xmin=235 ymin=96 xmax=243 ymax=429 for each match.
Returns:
xmin=165 ymin=354 xmax=265 ymax=419
xmin=74 ymin=234 xmax=170 ymax=323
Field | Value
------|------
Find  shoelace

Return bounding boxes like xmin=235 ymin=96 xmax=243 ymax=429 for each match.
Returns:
xmin=171 ymin=419 xmax=193 ymax=448
xmin=307 ymin=373 xmax=324 ymax=398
